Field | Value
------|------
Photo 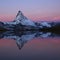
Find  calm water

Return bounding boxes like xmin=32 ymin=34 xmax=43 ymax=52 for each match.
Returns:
xmin=0 ymin=31 xmax=60 ymax=60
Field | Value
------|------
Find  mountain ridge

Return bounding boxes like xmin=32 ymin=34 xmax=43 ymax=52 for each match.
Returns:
xmin=0 ymin=10 xmax=60 ymax=31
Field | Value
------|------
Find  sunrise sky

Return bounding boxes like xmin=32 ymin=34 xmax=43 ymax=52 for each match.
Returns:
xmin=0 ymin=0 xmax=60 ymax=22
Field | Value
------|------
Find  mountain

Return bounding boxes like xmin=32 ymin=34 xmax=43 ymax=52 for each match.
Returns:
xmin=0 ymin=10 xmax=60 ymax=31
xmin=35 ymin=22 xmax=52 ymax=28
xmin=4 ymin=11 xmax=36 ymax=26
xmin=14 ymin=11 xmax=36 ymax=26
xmin=0 ymin=10 xmax=36 ymax=31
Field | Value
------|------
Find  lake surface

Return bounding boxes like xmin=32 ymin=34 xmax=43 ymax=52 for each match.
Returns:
xmin=0 ymin=31 xmax=60 ymax=60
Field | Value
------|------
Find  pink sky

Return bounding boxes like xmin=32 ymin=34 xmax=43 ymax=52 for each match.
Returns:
xmin=0 ymin=0 xmax=60 ymax=22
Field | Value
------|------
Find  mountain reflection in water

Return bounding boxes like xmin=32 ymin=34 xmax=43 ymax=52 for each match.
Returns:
xmin=0 ymin=31 xmax=60 ymax=50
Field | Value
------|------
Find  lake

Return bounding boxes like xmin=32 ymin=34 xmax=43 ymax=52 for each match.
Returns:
xmin=0 ymin=31 xmax=60 ymax=60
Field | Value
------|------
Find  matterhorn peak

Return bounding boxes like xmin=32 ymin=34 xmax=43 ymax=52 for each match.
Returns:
xmin=13 ymin=10 xmax=36 ymax=26
xmin=3 ymin=10 xmax=36 ymax=26
xmin=16 ymin=11 xmax=23 ymax=17
xmin=15 ymin=10 xmax=27 ymax=21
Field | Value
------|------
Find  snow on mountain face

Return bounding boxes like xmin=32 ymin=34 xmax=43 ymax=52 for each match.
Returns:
xmin=15 ymin=11 xmax=27 ymax=21
xmin=2 ymin=10 xmax=53 ymax=29
xmin=40 ymin=22 xmax=51 ymax=27
xmin=14 ymin=11 xmax=36 ymax=26
xmin=36 ymin=22 xmax=52 ymax=28
xmin=3 ymin=11 xmax=36 ymax=26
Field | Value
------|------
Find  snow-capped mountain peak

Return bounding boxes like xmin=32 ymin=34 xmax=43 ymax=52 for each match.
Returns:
xmin=16 ymin=11 xmax=23 ymax=17
xmin=14 ymin=10 xmax=36 ymax=26
xmin=15 ymin=10 xmax=27 ymax=21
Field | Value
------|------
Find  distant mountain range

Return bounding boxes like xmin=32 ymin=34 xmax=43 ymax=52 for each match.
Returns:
xmin=0 ymin=10 xmax=60 ymax=32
